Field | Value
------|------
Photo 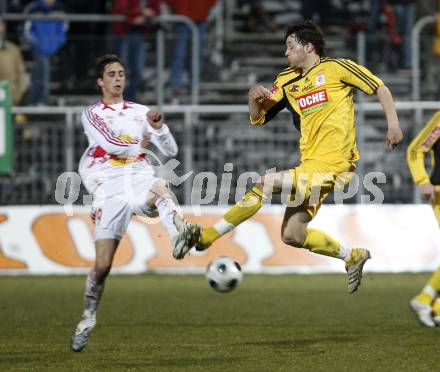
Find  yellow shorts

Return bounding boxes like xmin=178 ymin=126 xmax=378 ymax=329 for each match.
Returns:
xmin=288 ymin=160 xmax=357 ymax=218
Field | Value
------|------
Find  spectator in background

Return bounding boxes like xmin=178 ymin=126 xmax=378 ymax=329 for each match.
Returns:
xmin=0 ymin=17 xmax=27 ymax=105
xmin=25 ymin=0 xmax=67 ymax=105
xmin=63 ymin=0 xmax=108 ymax=92
xmin=238 ymin=0 xmax=277 ymax=32
xmin=301 ymin=0 xmax=332 ymax=27
xmin=166 ymin=0 xmax=218 ymax=100
xmin=388 ymin=0 xmax=416 ymax=69
xmin=366 ymin=0 xmax=385 ymax=69
xmin=112 ymin=0 xmax=160 ymax=103
xmin=425 ymin=0 xmax=440 ymax=99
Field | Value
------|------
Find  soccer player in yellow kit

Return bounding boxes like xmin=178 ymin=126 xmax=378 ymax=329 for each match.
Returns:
xmin=174 ymin=20 xmax=403 ymax=293
xmin=408 ymin=111 xmax=440 ymax=327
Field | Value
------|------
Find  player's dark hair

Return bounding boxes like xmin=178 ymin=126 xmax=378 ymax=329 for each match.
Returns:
xmin=284 ymin=20 xmax=327 ymax=57
xmin=96 ymin=54 xmax=125 ymax=80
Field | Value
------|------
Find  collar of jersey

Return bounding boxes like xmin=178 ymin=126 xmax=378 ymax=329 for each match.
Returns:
xmin=100 ymin=100 xmax=132 ymax=111
xmin=299 ymin=57 xmax=326 ymax=78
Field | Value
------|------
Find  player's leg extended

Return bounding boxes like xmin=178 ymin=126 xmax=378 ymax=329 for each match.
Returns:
xmin=71 ymin=239 xmax=119 ymax=352
xmin=281 ymin=207 xmax=350 ymax=259
xmin=196 ymin=171 xmax=290 ymax=252
xmin=410 ymin=190 xmax=440 ymax=326
xmin=281 ymin=207 xmax=370 ymax=294
xmin=145 ymin=179 xmax=200 ymax=259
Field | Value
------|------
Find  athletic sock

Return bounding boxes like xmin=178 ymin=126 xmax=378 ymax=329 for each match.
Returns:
xmin=84 ymin=269 xmax=104 ymax=313
xmin=302 ymin=228 xmax=349 ymax=260
xmin=155 ymin=194 xmax=180 ymax=240
xmin=416 ymin=284 xmax=437 ymax=305
xmin=199 ymin=187 xmax=264 ymax=247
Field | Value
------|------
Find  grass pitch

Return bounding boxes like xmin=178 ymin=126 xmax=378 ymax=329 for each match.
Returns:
xmin=0 ymin=273 xmax=438 ymax=371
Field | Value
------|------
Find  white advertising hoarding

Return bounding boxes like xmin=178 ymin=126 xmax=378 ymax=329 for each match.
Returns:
xmin=0 ymin=205 xmax=438 ymax=275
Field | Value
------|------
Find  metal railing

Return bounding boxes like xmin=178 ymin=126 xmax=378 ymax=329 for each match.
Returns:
xmin=411 ymin=15 xmax=436 ymax=101
xmin=1 ymin=10 xmax=436 ymax=107
xmin=4 ymin=102 xmax=440 ymax=206
xmin=155 ymin=15 xmax=200 ymax=107
xmin=1 ymin=12 xmax=213 ymax=106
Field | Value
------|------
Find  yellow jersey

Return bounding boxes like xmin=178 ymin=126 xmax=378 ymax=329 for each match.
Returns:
xmin=407 ymin=111 xmax=440 ymax=185
xmin=251 ymin=58 xmax=384 ymax=163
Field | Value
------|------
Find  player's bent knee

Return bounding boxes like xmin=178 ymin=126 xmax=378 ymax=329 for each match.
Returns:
xmin=147 ymin=179 xmax=170 ymax=205
xmin=281 ymin=230 xmax=305 ymax=248
xmin=151 ymin=179 xmax=168 ymax=192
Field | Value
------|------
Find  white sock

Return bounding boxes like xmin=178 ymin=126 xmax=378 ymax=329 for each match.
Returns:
xmin=339 ymin=245 xmax=352 ymax=262
xmin=422 ymin=285 xmax=437 ymax=299
xmin=84 ymin=269 xmax=104 ymax=313
xmin=155 ymin=195 xmax=180 ymax=240
xmin=214 ymin=218 xmax=235 ymax=235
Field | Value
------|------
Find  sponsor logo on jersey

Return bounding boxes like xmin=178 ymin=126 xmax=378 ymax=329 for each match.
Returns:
xmin=296 ymin=89 xmax=329 ymax=115
xmin=420 ymin=127 xmax=440 ymax=150
xmin=302 ymin=83 xmax=314 ymax=92
xmin=316 ymin=73 xmax=325 ymax=86
xmin=269 ymin=85 xmax=279 ymax=98
xmin=290 ymin=84 xmax=300 ymax=92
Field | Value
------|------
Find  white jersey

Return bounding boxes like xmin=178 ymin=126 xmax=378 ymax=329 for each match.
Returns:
xmin=79 ymin=100 xmax=178 ymax=193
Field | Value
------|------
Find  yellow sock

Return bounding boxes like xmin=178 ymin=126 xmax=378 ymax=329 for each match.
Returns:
xmin=200 ymin=187 xmax=264 ymax=247
xmin=200 ymin=227 xmax=220 ymax=247
xmin=302 ymin=228 xmax=344 ymax=259
xmin=224 ymin=187 xmax=265 ymax=226
xmin=433 ymin=298 xmax=440 ymax=317
xmin=415 ymin=269 xmax=440 ymax=304
xmin=415 ymin=284 xmax=437 ymax=305
xmin=427 ymin=267 xmax=440 ymax=292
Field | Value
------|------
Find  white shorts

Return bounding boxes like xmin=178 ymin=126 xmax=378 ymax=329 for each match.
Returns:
xmin=86 ymin=167 xmax=160 ymax=241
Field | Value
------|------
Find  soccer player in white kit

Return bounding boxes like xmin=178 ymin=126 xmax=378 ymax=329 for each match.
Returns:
xmin=71 ymin=55 xmax=200 ymax=352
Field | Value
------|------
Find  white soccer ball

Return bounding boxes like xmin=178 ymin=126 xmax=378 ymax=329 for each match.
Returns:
xmin=206 ymin=256 xmax=243 ymax=293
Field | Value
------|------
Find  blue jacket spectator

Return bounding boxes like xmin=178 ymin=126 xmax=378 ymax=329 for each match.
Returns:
xmin=25 ymin=0 xmax=68 ymax=105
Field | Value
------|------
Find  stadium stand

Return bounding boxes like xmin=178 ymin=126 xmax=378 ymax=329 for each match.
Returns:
xmin=0 ymin=0 xmax=438 ymax=206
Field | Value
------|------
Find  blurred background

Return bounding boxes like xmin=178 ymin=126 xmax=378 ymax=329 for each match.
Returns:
xmin=0 ymin=0 xmax=439 ymax=207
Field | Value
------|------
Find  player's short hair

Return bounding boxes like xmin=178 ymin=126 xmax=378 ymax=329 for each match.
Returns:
xmin=96 ymin=54 xmax=125 ymax=80
xmin=285 ymin=20 xmax=327 ymax=57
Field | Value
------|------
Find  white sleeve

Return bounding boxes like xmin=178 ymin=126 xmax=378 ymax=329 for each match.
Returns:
xmin=82 ymin=107 xmax=141 ymax=157
xmin=148 ymin=124 xmax=178 ymax=157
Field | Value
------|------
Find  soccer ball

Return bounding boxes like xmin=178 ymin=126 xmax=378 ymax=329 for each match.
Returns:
xmin=206 ymin=256 xmax=243 ymax=293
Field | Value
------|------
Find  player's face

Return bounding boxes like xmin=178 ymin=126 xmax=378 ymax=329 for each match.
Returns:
xmin=98 ymin=62 xmax=126 ymax=99
xmin=285 ymin=35 xmax=308 ymax=69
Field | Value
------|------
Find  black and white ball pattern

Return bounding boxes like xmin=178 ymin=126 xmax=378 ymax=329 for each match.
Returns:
xmin=206 ymin=256 xmax=243 ymax=293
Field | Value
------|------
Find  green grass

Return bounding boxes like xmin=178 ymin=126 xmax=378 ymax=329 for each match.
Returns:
xmin=0 ymin=273 xmax=438 ymax=371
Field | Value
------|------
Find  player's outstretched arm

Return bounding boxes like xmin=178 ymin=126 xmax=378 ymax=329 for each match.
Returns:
xmin=248 ymin=85 xmax=271 ymax=123
xmin=146 ymin=110 xmax=178 ymax=157
xmin=376 ymin=85 xmax=403 ymax=149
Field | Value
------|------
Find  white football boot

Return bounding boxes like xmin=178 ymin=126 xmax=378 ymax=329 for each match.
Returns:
xmin=409 ymin=298 xmax=436 ymax=327
xmin=71 ymin=310 xmax=96 ymax=352
xmin=172 ymin=215 xmax=201 ymax=260
xmin=345 ymin=248 xmax=371 ymax=294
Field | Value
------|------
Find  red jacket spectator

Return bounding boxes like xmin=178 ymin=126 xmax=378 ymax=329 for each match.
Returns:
xmin=112 ymin=0 xmax=161 ymax=36
xmin=166 ymin=0 xmax=217 ymax=22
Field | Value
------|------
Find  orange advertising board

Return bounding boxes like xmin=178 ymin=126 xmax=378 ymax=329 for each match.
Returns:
xmin=0 ymin=205 xmax=439 ymax=274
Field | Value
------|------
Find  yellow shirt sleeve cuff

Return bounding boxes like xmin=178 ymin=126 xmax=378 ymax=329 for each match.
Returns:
xmin=250 ymin=113 xmax=266 ymax=126
xmin=416 ymin=177 xmax=431 ymax=186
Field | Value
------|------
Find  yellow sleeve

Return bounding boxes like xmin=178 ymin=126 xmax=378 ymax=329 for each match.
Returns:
xmin=250 ymin=76 xmax=287 ymax=126
xmin=407 ymin=111 xmax=440 ymax=185
xmin=335 ymin=59 xmax=384 ymax=95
